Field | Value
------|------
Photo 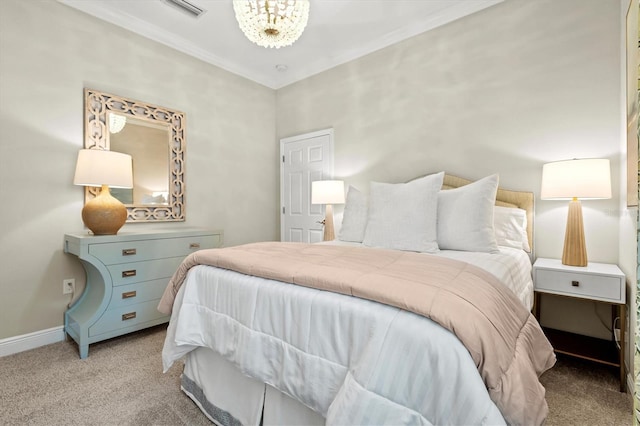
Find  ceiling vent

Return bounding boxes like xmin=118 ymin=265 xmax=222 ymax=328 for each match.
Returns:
xmin=163 ymin=0 xmax=206 ymax=18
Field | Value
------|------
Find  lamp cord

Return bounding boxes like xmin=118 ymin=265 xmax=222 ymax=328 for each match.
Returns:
xmin=67 ymin=289 xmax=75 ymax=309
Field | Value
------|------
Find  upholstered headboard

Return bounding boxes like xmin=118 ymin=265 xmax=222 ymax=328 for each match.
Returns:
xmin=442 ymin=174 xmax=534 ymax=252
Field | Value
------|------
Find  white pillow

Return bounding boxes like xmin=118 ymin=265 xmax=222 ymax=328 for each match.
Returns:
xmin=363 ymin=172 xmax=444 ymax=253
xmin=494 ymin=205 xmax=531 ymax=252
xmin=437 ymin=174 xmax=499 ymax=253
xmin=338 ymin=186 xmax=369 ymax=243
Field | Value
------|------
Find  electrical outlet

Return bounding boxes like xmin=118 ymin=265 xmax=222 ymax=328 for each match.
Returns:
xmin=63 ymin=279 xmax=75 ymax=295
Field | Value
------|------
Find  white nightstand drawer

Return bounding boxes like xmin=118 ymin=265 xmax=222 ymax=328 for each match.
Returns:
xmin=535 ymin=269 xmax=622 ymax=302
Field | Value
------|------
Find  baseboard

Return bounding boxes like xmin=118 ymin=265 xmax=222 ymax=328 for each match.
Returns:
xmin=0 ymin=326 xmax=65 ymax=357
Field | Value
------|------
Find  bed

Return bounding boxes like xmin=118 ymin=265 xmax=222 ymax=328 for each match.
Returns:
xmin=160 ymin=172 xmax=555 ymax=426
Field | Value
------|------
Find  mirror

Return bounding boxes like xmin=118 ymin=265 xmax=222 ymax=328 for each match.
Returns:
xmin=83 ymin=89 xmax=186 ymax=222
xmin=108 ymin=112 xmax=170 ymax=205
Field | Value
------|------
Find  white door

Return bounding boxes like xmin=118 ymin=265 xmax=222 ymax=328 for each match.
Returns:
xmin=280 ymin=129 xmax=334 ymax=243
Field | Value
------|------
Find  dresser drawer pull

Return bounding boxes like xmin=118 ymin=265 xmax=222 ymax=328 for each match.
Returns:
xmin=122 ymin=248 xmax=137 ymax=256
xmin=121 ymin=291 xmax=137 ymax=299
xmin=122 ymin=312 xmax=137 ymax=321
xmin=571 ymin=280 xmax=580 ymax=287
xmin=122 ymin=270 xmax=137 ymax=278
xmin=189 ymin=243 xmax=201 ymax=249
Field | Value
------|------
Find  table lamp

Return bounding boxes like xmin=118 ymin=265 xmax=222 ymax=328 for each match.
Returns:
xmin=74 ymin=149 xmax=133 ymax=235
xmin=311 ymin=180 xmax=345 ymax=241
xmin=540 ymin=158 xmax=611 ymax=266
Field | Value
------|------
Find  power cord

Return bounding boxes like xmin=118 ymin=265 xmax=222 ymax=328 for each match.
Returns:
xmin=67 ymin=288 xmax=75 ymax=309
xmin=593 ymin=301 xmax=612 ymax=332
xmin=593 ymin=302 xmax=623 ymax=350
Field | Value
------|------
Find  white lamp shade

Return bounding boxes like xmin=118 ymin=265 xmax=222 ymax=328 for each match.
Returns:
xmin=311 ymin=180 xmax=345 ymax=205
xmin=540 ymin=158 xmax=611 ymax=200
xmin=73 ymin=149 xmax=133 ymax=188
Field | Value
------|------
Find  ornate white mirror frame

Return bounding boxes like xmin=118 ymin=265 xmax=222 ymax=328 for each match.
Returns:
xmin=83 ymin=88 xmax=186 ymax=222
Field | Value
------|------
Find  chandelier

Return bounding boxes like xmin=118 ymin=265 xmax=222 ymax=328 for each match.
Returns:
xmin=233 ymin=0 xmax=310 ymax=49
xmin=108 ymin=113 xmax=127 ymax=134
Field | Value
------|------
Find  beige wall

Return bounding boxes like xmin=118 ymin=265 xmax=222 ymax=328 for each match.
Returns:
xmin=0 ymin=0 xmax=277 ymax=339
xmin=277 ymin=0 xmax=632 ymax=341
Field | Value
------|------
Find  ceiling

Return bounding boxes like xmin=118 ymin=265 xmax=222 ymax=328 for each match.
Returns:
xmin=58 ymin=0 xmax=503 ymax=89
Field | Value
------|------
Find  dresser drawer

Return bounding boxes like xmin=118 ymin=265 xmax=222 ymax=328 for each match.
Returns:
xmin=89 ymin=235 xmax=220 ymax=265
xmin=108 ymin=257 xmax=184 ymax=286
xmin=89 ymin=300 xmax=168 ymax=337
xmin=535 ymin=269 xmax=623 ymax=302
xmin=108 ymin=278 xmax=168 ymax=308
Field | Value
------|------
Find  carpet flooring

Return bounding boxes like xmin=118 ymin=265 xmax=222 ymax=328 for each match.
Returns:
xmin=0 ymin=324 xmax=633 ymax=425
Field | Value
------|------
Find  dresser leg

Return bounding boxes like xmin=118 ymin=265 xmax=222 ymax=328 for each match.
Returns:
xmin=79 ymin=344 xmax=88 ymax=360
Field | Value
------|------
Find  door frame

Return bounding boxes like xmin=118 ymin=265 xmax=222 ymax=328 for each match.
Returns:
xmin=279 ymin=128 xmax=335 ymax=241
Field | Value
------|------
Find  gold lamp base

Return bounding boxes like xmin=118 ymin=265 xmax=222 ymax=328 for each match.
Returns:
xmin=323 ymin=204 xmax=335 ymax=241
xmin=82 ymin=185 xmax=127 ymax=235
xmin=561 ymin=198 xmax=587 ymax=267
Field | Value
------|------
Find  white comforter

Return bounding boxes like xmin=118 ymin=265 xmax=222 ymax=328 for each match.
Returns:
xmin=163 ymin=248 xmax=527 ymax=425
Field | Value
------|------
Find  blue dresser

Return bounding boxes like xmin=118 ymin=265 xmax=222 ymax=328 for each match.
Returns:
xmin=63 ymin=228 xmax=223 ymax=358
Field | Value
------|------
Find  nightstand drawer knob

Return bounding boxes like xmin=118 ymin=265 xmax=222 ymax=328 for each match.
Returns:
xmin=122 ymin=270 xmax=137 ymax=278
xmin=122 ymin=312 xmax=137 ymax=321
xmin=122 ymin=248 xmax=137 ymax=256
xmin=189 ymin=243 xmax=201 ymax=249
xmin=571 ymin=280 xmax=580 ymax=287
xmin=121 ymin=291 xmax=137 ymax=299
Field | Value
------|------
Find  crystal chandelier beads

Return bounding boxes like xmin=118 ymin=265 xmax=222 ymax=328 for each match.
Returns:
xmin=108 ymin=113 xmax=127 ymax=134
xmin=233 ymin=0 xmax=310 ymax=49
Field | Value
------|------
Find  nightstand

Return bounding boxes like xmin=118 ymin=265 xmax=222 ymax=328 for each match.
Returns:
xmin=532 ymin=258 xmax=626 ymax=392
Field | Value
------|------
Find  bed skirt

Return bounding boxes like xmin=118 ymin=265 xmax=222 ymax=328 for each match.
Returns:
xmin=181 ymin=346 xmax=325 ymax=426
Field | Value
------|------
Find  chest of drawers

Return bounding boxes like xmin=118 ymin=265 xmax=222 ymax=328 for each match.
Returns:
xmin=64 ymin=228 xmax=223 ymax=358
